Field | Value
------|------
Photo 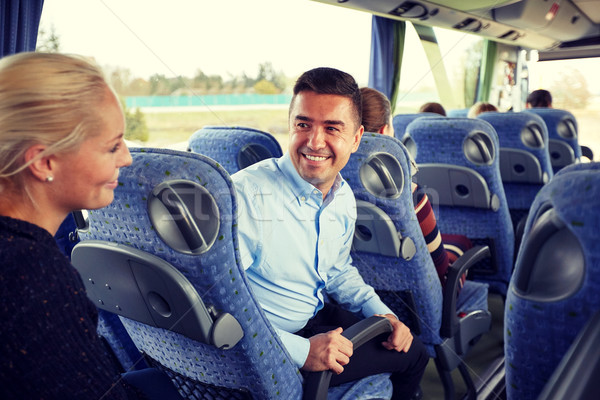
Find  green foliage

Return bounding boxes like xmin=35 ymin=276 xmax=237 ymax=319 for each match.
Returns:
xmin=36 ymin=24 xmax=61 ymax=53
xmin=120 ymin=98 xmax=149 ymax=142
xmin=254 ymin=79 xmax=280 ymax=94
xmin=126 ymin=107 xmax=150 ymax=142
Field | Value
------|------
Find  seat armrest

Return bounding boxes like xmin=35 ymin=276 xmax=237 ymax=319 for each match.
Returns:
xmin=580 ymin=145 xmax=594 ymax=161
xmin=303 ymin=316 xmax=392 ymax=400
xmin=440 ymin=245 xmax=491 ymax=338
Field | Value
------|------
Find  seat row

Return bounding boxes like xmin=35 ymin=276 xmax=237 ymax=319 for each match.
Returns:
xmin=55 ymin=118 xmax=598 ymax=399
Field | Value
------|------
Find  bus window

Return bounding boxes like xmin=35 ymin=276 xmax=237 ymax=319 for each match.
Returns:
xmin=528 ymin=56 xmax=600 ymax=160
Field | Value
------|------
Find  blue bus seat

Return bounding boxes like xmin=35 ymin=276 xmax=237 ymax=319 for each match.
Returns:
xmin=553 ymin=159 xmax=600 ymax=177
xmin=447 ymin=108 xmax=469 ymax=118
xmin=504 ymin=163 xmax=600 ymax=400
xmin=392 ymin=112 xmax=440 ymax=144
xmin=341 ymin=133 xmax=492 ymax=400
xmin=73 ymin=147 xmax=393 ymax=400
xmin=537 ymin=310 xmax=600 ymax=400
xmin=188 ymin=125 xmax=283 ymax=175
xmin=404 ymin=117 xmax=514 ymax=298
xmin=53 ymin=211 xmax=142 ymax=372
xmin=524 ymin=108 xmax=582 ymax=173
xmin=476 ymin=111 xmax=553 ymax=235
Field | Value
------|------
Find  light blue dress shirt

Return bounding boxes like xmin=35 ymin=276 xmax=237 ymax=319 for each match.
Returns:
xmin=232 ymin=152 xmax=394 ymax=368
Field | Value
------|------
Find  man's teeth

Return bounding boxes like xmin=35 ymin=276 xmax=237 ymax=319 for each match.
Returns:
xmin=305 ymin=154 xmax=327 ymax=161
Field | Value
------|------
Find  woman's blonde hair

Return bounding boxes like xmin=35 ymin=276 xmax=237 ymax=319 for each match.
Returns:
xmin=0 ymin=52 xmax=116 ymax=193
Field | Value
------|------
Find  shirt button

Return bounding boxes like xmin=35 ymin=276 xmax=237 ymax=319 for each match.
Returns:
xmin=300 ymin=196 xmax=306 ymax=202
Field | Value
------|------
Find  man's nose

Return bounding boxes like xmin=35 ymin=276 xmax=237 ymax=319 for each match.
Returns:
xmin=307 ymin=128 xmax=326 ymax=150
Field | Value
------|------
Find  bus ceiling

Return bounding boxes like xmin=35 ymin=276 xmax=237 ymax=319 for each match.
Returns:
xmin=312 ymin=0 xmax=600 ymax=59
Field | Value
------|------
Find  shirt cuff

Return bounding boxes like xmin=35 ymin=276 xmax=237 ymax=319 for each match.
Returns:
xmin=273 ymin=327 xmax=310 ymax=368
xmin=361 ymin=297 xmax=395 ymax=319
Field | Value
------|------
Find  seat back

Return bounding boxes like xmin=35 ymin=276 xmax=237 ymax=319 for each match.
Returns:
xmin=476 ymin=111 xmax=553 ymax=228
xmin=405 ymin=117 xmax=514 ymax=297
xmin=188 ymin=125 xmax=283 ymax=175
xmin=504 ymin=163 xmax=600 ymax=400
xmin=75 ymin=148 xmax=303 ymax=399
xmin=447 ymin=108 xmax=469 ymax=118
xmin=54 ymin=211 xmax=144 ymax=372
xmin=392 ymin=113 xmax=440 ymax=144
xmin=341 ymin=133 xmax=443 ymax=352
xmin=525 ymin=108 xmax=581 ymax=173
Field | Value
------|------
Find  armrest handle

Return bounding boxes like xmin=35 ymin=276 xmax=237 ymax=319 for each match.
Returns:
xmin=441 ymin=245 xmax=490 ymax=338
xmin=303 ymin=316 xmax=392 ymax=400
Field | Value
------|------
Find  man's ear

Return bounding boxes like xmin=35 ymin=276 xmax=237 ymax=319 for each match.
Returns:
xmin=352 ymin=125 xmax=364 ymax=153
xmin=24 ymin=145 xmax=54 ymax=182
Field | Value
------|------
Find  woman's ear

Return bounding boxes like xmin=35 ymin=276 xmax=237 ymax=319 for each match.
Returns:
xmin=379 ymin=124 xmax=394 ymax=137
xmin=24 ymin=145 xmax=54 ymax=182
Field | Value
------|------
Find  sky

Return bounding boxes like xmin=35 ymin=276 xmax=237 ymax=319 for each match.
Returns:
xmin=40 ymin=0 xmax=600 ymax=93
xmin=40 ymin=0 xmax=374 ymax=84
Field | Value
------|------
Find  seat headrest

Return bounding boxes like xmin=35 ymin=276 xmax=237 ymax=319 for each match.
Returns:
xmin=464 ymin=131 xmax=495 ymax=165
xmin=238 ymin=143 xmax=275 ymax=169
xmin=359 ymin=153 xmax=405 ymax=199
xmin=513 ymin=206 xmax=585 ymax=302
xmin=148 ymin=179 xmax=220 ymax=255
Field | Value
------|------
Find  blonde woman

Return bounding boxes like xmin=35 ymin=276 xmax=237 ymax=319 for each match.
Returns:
xmin=0 ymin=52 xmax=141 ymax=398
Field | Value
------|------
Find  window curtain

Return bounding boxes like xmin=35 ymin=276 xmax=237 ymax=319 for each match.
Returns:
xmin=0 ymin=0 xmax=45 ymax=58
xmin=476 ymin=39 xmax=497 ymax=102
xmin=368 ymin=15 xmax=405 ymax=111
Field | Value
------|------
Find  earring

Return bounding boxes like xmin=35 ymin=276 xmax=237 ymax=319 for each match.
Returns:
xmin=45 ymin=176 xmax=54 ymax=182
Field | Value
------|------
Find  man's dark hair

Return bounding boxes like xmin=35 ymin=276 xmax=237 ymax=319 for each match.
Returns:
xmin=418 ymin=102 xmax=446 ymax=116
xmin=527 ymin=89 xmax=552 ymax=108
xmin=290 ymin=67 xmax=362 ymax=128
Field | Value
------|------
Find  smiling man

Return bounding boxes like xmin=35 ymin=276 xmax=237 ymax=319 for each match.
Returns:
xmin=232 ymin=67 xmax=427 ymax=400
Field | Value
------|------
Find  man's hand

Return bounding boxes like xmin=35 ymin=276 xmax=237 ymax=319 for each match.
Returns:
xmin=376 ymin=314 xmax=413 ymax=352
xmin=302 ymin=327 xmax=353 ymax=374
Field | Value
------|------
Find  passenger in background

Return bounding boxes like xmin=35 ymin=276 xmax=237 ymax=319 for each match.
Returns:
xmin=361 ymin=87 xmax=394 ymax=135
xmin=526 ymin=89 xmax=552 ymax=108
xmin=233 ymin=69 xmax=428 ymax=400
xmin=361 ymin=87 xmax=471 ymax=290
xmin=468 ymin=101 xmax=498 ymax=118
xmin=0 ymin=52 xmax=178 ymax=399
xmin=418 ymin=101 xmax=447 ymax=116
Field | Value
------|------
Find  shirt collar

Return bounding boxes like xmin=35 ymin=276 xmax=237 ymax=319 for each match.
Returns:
xmin=277 ymin=152 xmax=346 ymax=203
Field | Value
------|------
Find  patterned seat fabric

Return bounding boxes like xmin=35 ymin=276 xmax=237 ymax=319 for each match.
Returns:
xmin=504 ymin=162 xmax=600 ymax=400
xmin=341 ymin=133 xmax=491 ymax=398
xmin=404 ymin=117 xmax=515 ymax=297
xmin=188 ymin=125 xmax=283 ymax=175
xmin=477 ymin=111 xmax=553 ymax=231
xmin=447 ymin=108 xmax=469 ymax=118
xmin=76 ymin=148 xmax=391 ymax=400
xmin=392 ymin=112 xmax=441 ymax=139
xmin=525 ymin=108 xmax=581 ymax=173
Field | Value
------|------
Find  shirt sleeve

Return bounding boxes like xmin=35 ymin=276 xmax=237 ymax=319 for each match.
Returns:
xmin=324 ymin=192 xmax=395 ymax=319
xmin=272 ymin=327 xmax=311 ymax=368
xmin=232 ymin=177 xmax=262 ymax=270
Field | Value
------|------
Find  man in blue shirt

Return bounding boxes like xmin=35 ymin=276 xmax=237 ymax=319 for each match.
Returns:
xmin=232 ymin=67 xmax=428 ymax=399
